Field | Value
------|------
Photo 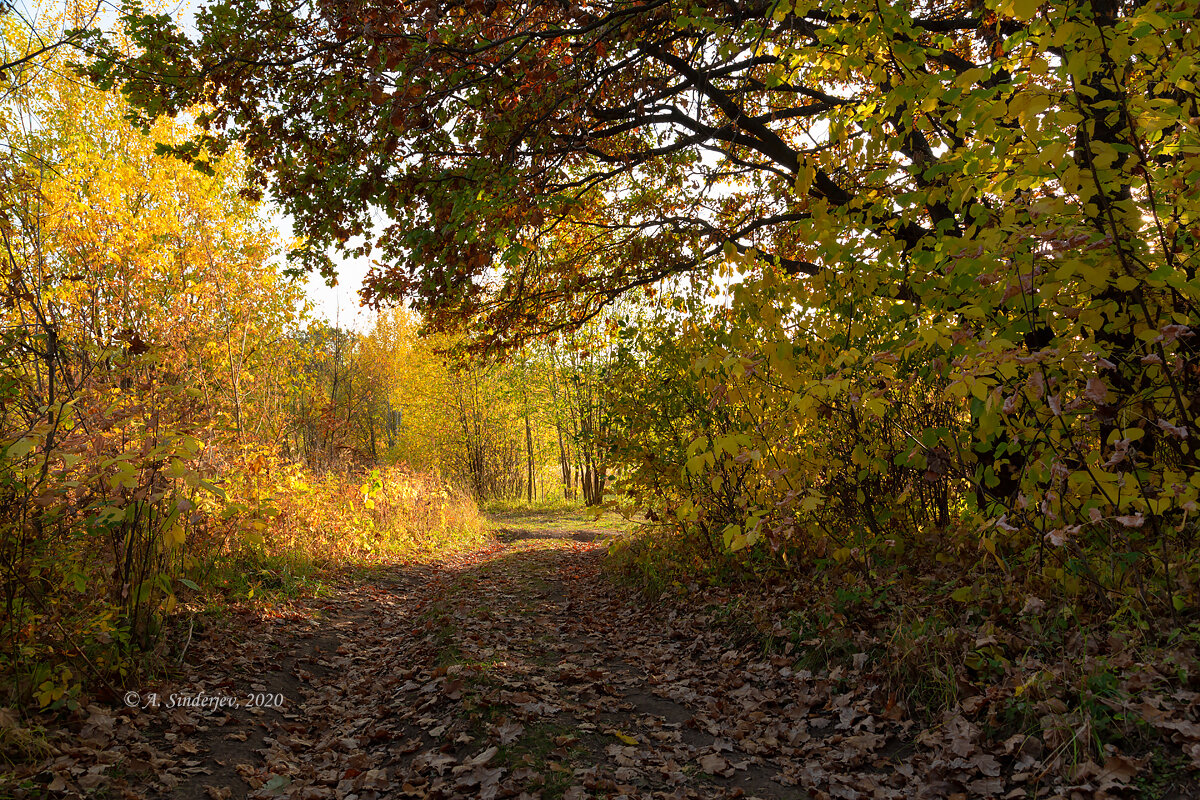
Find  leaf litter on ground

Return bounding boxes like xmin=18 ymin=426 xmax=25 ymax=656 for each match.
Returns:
xmin=4 ymin=523 xmax=1199 ymax=800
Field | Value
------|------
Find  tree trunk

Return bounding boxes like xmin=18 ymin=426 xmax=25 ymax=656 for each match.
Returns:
xmin=525 ymin=412 xmax=534 ymax=504
xmin=556 ymin=423 xmax=573 ymax=500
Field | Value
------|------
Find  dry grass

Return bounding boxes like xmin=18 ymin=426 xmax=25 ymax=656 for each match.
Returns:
xmin=259 ymin=464 xmax=491 ymax=567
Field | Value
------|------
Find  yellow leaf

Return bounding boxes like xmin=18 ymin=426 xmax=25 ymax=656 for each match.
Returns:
xmin=607 ymin=729 xmax=638 ymax=745
xmin=164 ymin=522 xmax=186 ymax=550
xmin=1114 ymin=275 xmax=1140 ymax=292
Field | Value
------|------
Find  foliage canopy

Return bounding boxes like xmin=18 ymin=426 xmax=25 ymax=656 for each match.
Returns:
xmin=83 ymin=0 xmax=1184 ymax=334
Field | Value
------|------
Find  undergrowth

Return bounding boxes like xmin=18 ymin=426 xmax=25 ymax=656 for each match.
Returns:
xmin=607 ymin=519 xmax=1200 ymax=778
xmin=0 ymin=454 xmax=488 ymax=717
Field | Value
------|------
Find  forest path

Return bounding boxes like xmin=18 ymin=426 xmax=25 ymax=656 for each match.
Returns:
xmin=114 ymin=513 xmax=1048 ymax=800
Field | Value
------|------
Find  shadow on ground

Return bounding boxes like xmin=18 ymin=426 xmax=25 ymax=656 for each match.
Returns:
xmin=492 ymin=525 xmax=616 ymax=543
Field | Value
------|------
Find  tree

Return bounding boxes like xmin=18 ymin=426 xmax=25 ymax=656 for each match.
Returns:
xmin=79 ymin=0 xmax=1196 ymax=349
xmin=84 ymin=1 xmax=1200 ymax=594
xmin=1 ymin=1 xmax=102 ymax=90
xmin=75 ymin=0 xmax=1049 ymax=332
xmin=1 ymin=6 xmax=307 ymax=703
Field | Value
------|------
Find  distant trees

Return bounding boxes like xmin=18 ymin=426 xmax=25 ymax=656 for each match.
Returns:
xmin=287 ymin=323 xmax=371 ymax=467
xmin=348 ymin=309 xmax=616 ymax=505
xmin=545 ymin=329 xmax=609 ymax=506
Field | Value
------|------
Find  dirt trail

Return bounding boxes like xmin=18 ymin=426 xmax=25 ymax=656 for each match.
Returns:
xmin=55 ymin=520 xmax=1100 ymax=800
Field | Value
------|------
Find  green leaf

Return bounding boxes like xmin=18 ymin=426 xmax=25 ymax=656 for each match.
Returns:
xmin=263 ymin=775 xmax=290 ymax=795
xmin=4 ymin=437 xmax=38 ymax=460
xmin=1008 ymin=0 xmax=1040 ymax=22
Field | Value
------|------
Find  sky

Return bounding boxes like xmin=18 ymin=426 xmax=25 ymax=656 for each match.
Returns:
xmin=292 ymin=229 xmax=377 ymax=334
xmin=302 ymin=262 xmax=376 ymax=333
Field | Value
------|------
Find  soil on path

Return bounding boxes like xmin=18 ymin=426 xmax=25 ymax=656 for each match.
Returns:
xmin=38 ymin=515 xmax=1132 ymax=800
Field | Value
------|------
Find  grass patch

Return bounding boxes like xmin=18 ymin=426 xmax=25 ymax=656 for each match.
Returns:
xmin=1133 ymin=749 xmax=1195 ymax=799
xmin=482 ymin=497 xmax=583 ymax=518
xmin=190 ymin=549 xmax=327 ymax=604
xmin=496 ymin=722 xmax=587 ymax=800
xmin=484 ymin=502 xmax=632 ymax=534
